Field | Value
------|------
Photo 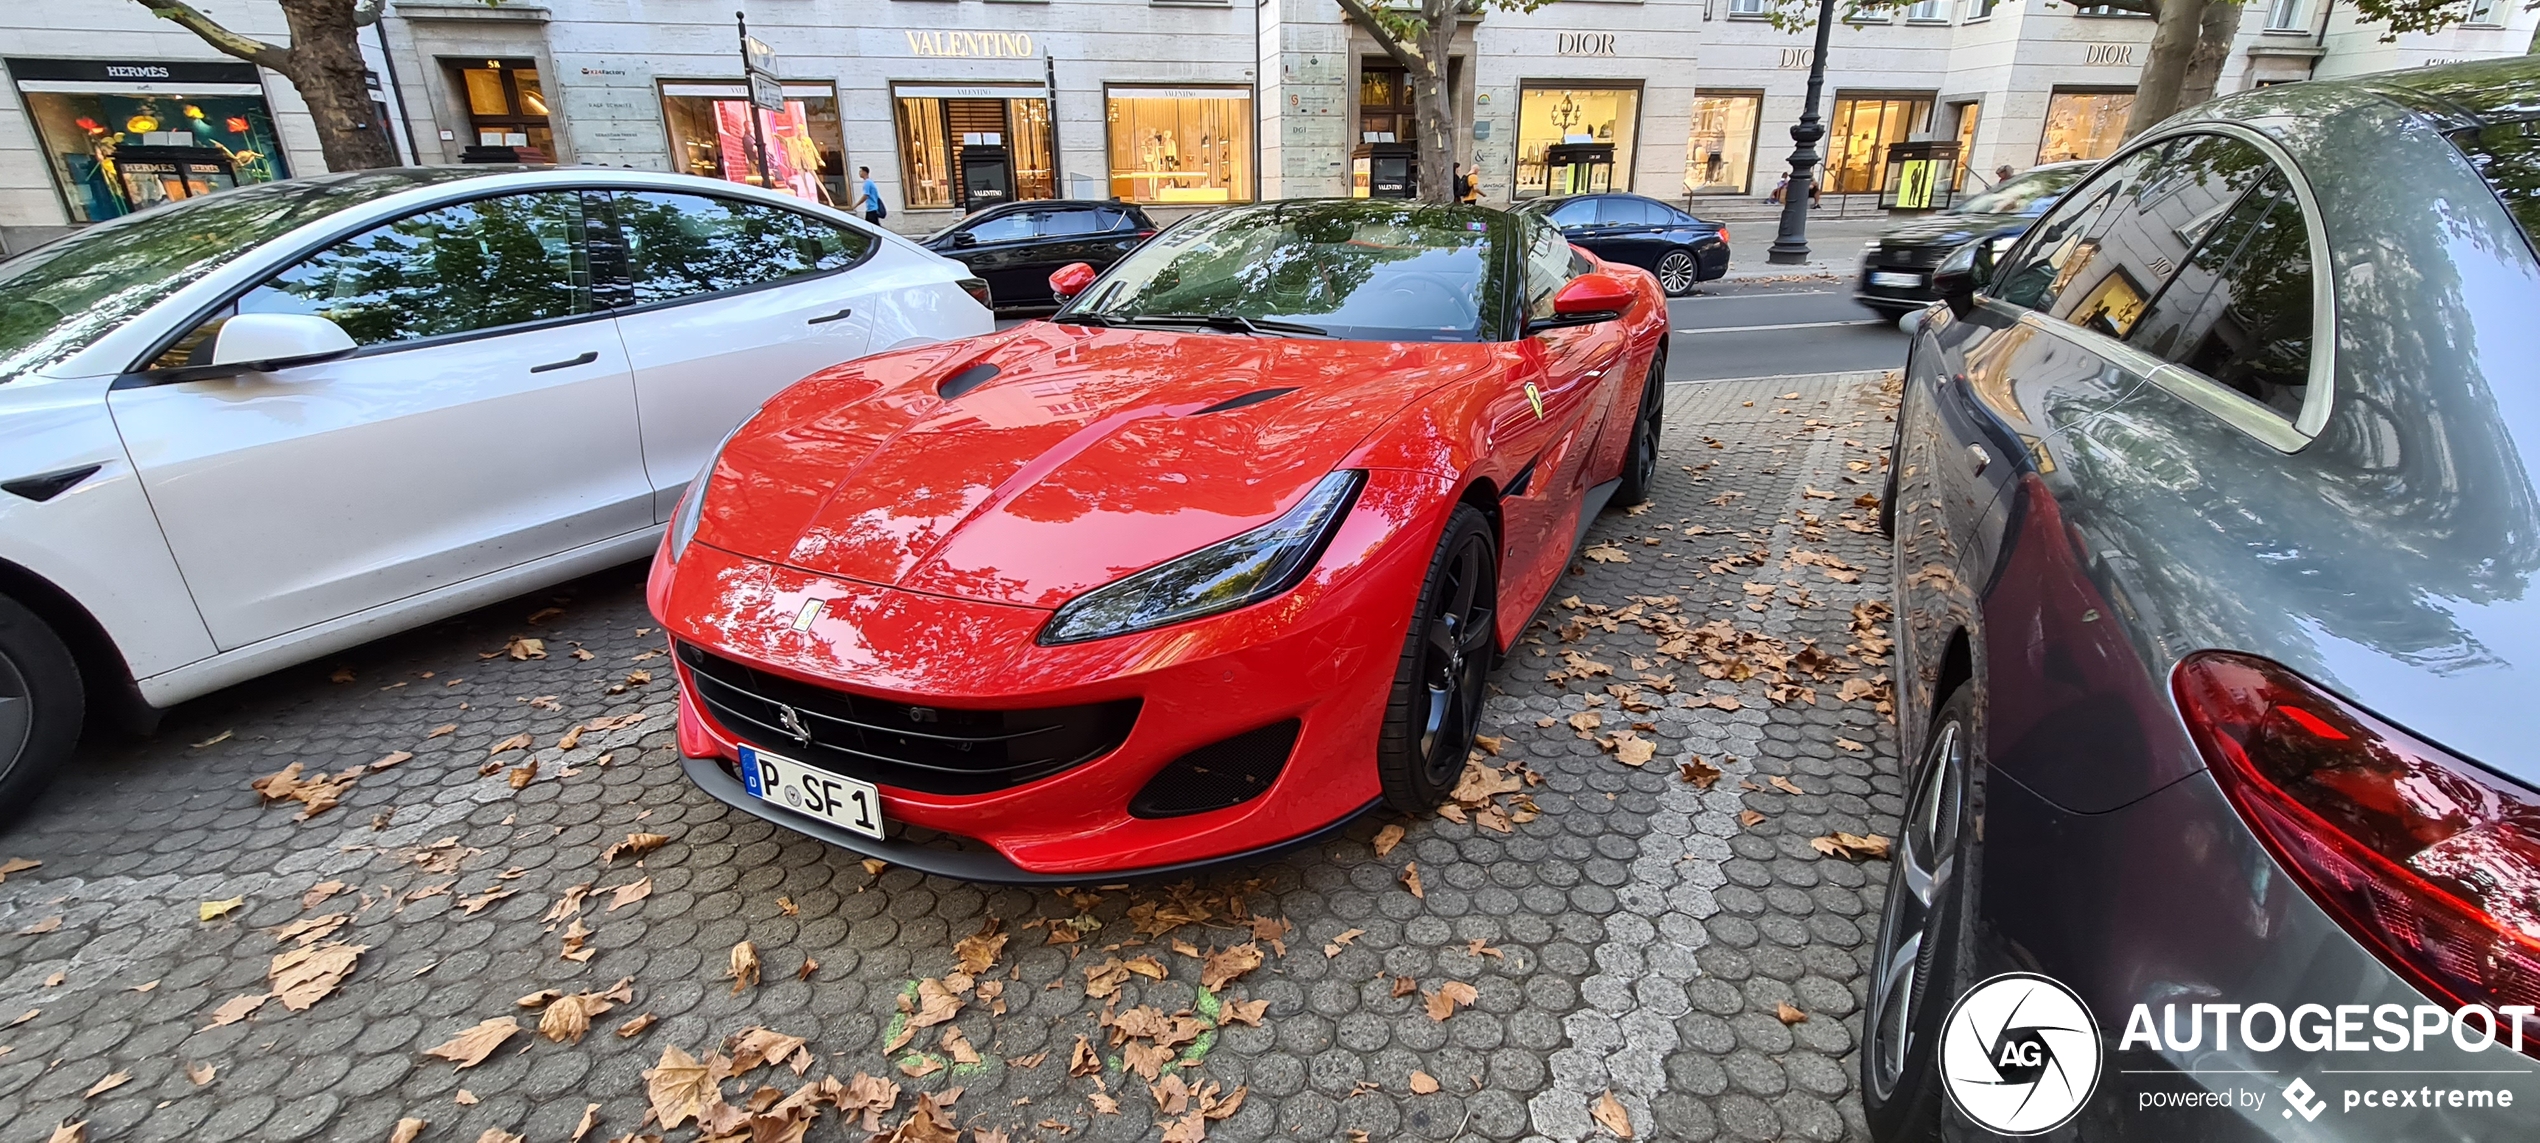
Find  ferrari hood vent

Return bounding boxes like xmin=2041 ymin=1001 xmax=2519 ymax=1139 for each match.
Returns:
xmin=938 ymin=362 xmax=1001 ymax=400
xmin=1188 ymin=387 xmax=1299 ymax=416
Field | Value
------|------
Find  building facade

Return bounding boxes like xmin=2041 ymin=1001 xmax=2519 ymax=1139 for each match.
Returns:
xmin=2 ymin=0 xmax=2533 ymax=252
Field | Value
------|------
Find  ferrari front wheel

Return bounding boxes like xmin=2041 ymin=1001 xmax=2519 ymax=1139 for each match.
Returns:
xmin=1377 ymin=504 xmax=1499 ymax=811
xmin=1611 ymin=343 xmax=1667 ymax=507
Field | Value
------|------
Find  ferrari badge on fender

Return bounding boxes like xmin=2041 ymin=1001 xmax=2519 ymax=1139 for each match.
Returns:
xmin=1525 ymin=382 xmax=1545 ymax=420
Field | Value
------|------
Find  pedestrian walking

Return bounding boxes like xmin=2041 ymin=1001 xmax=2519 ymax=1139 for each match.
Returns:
xmin=856 ymin=166 xmax=886 ymax=225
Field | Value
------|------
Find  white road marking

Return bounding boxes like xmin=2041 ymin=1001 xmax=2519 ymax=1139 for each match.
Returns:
xmin=1671 ymin=319 xmax=1887 ymax=335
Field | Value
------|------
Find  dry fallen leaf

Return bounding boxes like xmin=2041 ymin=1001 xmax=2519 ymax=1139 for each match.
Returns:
xmin=1324 ymin=928 xmax=1365 ymax=958
xmin=49 ymin=1124 xmax=84 ymax=1143
xmin=1678 ymin=756 xmax=1723 ymax=787
xmin=1372 ymin=823 xmax=1406 ymax=857
xmin=538 ymin=993 xmax=596 ymax=1044
xmin=1423 ymin=980 xmax=1478 ymax=1022
xmin=1810 ymin=832 xmax=1894 ymax=862
xmin=201 ymin=993 xmax=265 ymax=1029
xmin=1409 ymin=1070 xmax=1441 ymax=1095
xmin=644 ymin=1045 xmax=714 ymax=1129
xmin=269 ymin=940 xmax=365 ymax=1011
xmin=1200 ymin=942 xmax=1264 ymax=991
xmin=729 ymin=940 xmax=762 ymax=992
xmin=389 ymin=1118 xmax=426 ymax=1143
xmin=953 ymin=921 xmax=1009 ymax=976
xmin=602 ymin=832 xmax=668 ymax=863
xmin=1402 ymin=862 xmax=1425 ymax=899
xmin=615 ymin=1012 xmax=656 ymax=1039
xmin=186 ymin=1061 xmax=215 ymax=1086
xmin=1777 ymin=1001 xmax=1809 ymax=1024
xmin=82 ymin=1070 xmax=129 ymax=1099
xmin=1611 ymin=733 xmax=1656 ymax=767
xmin=1738 ymin=809 xmax=1767 ymax=828
xmin=198 ymin=897 xmax=243 ymax=922
xmin=487 ymin=733 xmax=532 ymax=757
xmin=1591 ymin=1090 xmax=1635 ymax=1139
xmin=20 ymin=915 xmax=63 ymax=935
xmin=608 ymin=877 xmax=653 ymax=911
xmin=1767 ymin=775 xmax=1806 ymax=796
xmin=423 ymin=1016 xmax=520 ymax=1068
xmin=570 ymin=1103 xmax=601 ymax=1143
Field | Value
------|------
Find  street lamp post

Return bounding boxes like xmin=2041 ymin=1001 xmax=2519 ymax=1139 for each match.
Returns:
xmin=1766 ymin=0 xmax=1841 ymax=265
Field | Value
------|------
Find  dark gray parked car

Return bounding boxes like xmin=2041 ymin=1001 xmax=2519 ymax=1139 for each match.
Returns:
xmin=1873 ymin=56 xmax=2540 ymax=1140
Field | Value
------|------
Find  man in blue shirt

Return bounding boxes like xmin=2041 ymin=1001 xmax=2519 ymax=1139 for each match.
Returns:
xmin=856 ymin=166 xmax=885 ymax=224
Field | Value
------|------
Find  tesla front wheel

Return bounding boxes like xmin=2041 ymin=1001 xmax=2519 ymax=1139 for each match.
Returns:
xmin=1377 ymin=504 xmax=1498 ymax=812
xmin=1612 ymin=344 xmax=1666 ymax=507
xmin=1863 ymin=685 xmax=1981 ymax=1141
xmin=0 ymin=594 xmax=83 ymax=824
xmin=1656 ymin=250 xmax=1699 ymax=296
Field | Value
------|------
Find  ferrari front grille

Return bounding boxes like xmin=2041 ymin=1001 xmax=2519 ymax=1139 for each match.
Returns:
xmin=676 ymin=643 xmax=1140 ymax=796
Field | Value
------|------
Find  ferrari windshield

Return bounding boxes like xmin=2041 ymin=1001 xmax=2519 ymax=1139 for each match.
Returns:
xmin=1057 ymin=201 xmax=1509 ymax=342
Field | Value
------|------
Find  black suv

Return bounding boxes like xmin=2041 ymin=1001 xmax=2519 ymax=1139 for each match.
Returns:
xmin=1855 ymin=161 xmax=2090 ymax=318
xmin=922 ymin=199 xmax=1158 ymax=311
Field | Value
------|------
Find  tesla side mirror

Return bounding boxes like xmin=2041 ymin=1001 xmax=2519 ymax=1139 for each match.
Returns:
xmin=162 ymin=312 xmax=358 ymax=381
xmin=1930 ymin=239 xmax=1996 ymax=318
xmin=950 ymin=231 xmax=977 ymax=248
xmin=1049 ymin=262 xmax=1099 ymax=304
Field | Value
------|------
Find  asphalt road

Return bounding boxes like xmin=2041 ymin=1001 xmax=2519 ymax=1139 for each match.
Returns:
xmin=1665 ymin=282 xmax=1907 ymax=384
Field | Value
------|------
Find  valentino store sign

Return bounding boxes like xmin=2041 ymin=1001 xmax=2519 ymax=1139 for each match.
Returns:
xmin=904 ymin=31 xmax=1037 ymax=58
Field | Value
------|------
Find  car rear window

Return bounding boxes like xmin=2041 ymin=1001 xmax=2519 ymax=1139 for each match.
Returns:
xmin=2451 ymin=118 xmax=2540 ymax=258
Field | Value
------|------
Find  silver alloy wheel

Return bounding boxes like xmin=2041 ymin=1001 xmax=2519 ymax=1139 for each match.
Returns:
xmin=1657 ymin=250 xmax=1699 ymax=295
xmin=1868 ymin=716 xmax=1966 ymax=1099
xmin=0 ymin=648 xmax=28 ymax=785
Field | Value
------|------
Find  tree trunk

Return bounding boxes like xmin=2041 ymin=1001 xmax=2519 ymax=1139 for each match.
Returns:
xmin=1412 ymin=0 xmax=1457 ymax=203
xmin=2123 ymin=0 xmax=2208 ymax=138
xmin=2178 ymin=0 xmax=2245 ymax=111
xmin=275 ymin=0 xmax=398 ymax=171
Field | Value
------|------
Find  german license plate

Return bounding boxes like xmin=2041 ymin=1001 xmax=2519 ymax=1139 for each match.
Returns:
xmin=1870 ymin=270 xmax=1924 ymax=288
xmin=738 ymin=744 xmax=885 ymax=839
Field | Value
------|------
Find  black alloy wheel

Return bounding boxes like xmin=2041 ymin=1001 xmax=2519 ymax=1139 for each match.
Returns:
xmin=1612 ymin=343 xmax=1667 ymax=507
xmin=1862 ymin=684 xmax=1982 ymax=1140
xmin=1376 ymin=505 xmax=1499 ymax=811
xmin=0 ymin=594 xmax=84 ymax=824
xmin=1656 ymin=249 xmax=1700 ymax=296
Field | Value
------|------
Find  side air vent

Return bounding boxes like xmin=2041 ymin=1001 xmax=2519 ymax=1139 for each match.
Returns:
xmin=1189 ymin=387 xmax=1299 ymax=416
xmin=1128 ymin=720 xmax=1300 ymax=819
xmin=939 ymin=362 xmax=1001 ymax=400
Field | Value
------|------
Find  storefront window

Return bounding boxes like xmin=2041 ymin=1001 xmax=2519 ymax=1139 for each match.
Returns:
xmin=1685 ymin=93 xmax=1761 ymax=196
xmin=2038 ymin=90 xmax=2134 ymax=164
xmin=1105 ymin=87 xmax=1253 ymax=204
xmin=1824 ymin=94 xmax=1933 ymax=194
xmin=1951 ymin=102 xmax=1981 ymax=189
xmin=8 ymin=58 xmax=290 ymax=224
xmin=893 ymin=86 xmax=1056 ymax=212
xmin=448 ymin=59 xmax=552 ymax=159
xmin=1514 ymin=85 xmax=1640 ymax=199
xmin=659 ymin=82 xmax=847 ymax=207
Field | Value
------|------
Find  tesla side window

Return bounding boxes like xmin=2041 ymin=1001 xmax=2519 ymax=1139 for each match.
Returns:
xmin=1990 ymin=148 xmax=2163 ymax=315
xmin=616 ymin=192 xmax=875 ymax=305
xmin=1038 ymin=209 xmax=1102 ymax=236
xmin=2127 ymin=171 xmax=2315 ymax=420
xmin=964 ymin=213 xmax=1038 ymax=244
xmin=232 ymin=191 xmax=593 ymax=347
xmin=2044 ymin=134 xmax=2271 ymax=340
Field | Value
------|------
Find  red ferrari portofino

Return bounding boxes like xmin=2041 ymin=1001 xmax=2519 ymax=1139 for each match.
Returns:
xmin=648 ymin=199 xmax=1671 ymax=880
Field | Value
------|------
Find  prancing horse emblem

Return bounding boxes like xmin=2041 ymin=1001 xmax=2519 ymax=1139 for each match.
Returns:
xmin=774 ymin=703 xmax=812 ymax=746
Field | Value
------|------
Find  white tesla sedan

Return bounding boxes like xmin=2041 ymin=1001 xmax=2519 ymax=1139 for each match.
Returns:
xmin=0 ymin=167 xmax=993 ymax=810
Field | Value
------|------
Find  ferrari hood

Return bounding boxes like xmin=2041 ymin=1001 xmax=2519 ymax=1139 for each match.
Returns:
xmin=694 ymin=324 xmax=1496 ymax=609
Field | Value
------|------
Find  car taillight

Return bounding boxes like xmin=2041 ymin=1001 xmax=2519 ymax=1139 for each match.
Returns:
xmin=1717 ymin=226 xmax=1730 ymax=245
xmin=958 ymin=277 xmax=992 ymax=309
xmin=2175 ymin=651 xmax=2540 ymax=1058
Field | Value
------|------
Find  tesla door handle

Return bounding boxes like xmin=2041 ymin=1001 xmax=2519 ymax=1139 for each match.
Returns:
xmin=530 ymin=351 xmax=598 ymax=373
xmin=807 ymin=307 xmax=855 ymax=325
xmin=1967 ymin=444 xmax=1992 ymax=474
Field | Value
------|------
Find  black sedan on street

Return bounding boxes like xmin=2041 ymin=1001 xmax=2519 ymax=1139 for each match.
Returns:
xmin=1870 ymin=55 xmax=2540 ymax=1141
xmin=1518 ymin=192 xmax=1728 ymax=295
xmin=1853 ymin=160 xmax=2089 ymax=318
xmin=922 ymin=199 xmax=1157 ymax=310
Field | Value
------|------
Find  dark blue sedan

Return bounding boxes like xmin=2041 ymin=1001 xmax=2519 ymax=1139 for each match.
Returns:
xmin=1518 ymin=192 xmax=1728 ymax=295
xmin=1873 ymin=55 xmax=2540 ymax=1140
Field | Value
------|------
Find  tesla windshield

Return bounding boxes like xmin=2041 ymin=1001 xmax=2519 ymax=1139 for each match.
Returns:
xmin=1057 ymin=201 xmax=1512 ymax=342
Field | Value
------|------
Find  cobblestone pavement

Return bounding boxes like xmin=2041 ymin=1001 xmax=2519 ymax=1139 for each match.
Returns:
xmin=0 ymin=370 xmax=1903 ymax=1143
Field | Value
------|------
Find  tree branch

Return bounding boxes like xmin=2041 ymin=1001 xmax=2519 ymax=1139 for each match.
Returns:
xmin=1333 ymin=0 xmax=1432 ymax=74
xmin=136 ymin=0 xmax=294 ymax=71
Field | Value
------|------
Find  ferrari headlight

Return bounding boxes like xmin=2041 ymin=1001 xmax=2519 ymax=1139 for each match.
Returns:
xmin=1039 ymin=470 xmax=1365 ymax=645
xmin=668 ymin=428 xmax=741 ymax=563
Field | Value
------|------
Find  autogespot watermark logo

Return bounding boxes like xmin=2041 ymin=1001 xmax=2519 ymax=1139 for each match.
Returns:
xmin=1939 ymin=972 xmax=2106 ymax=1135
